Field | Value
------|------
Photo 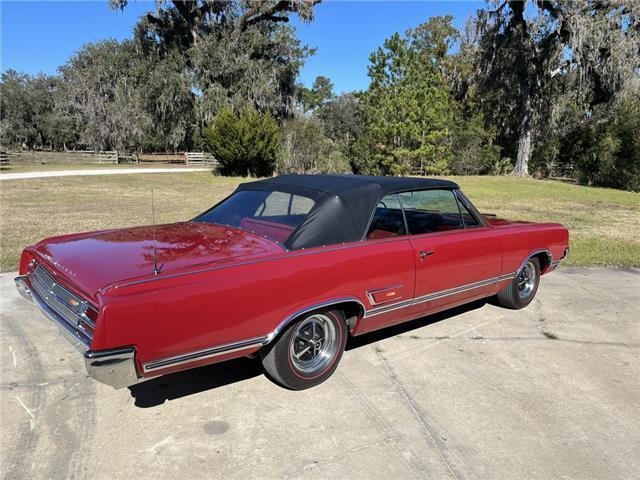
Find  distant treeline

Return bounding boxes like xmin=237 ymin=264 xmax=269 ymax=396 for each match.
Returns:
xmin=1 ymin=1 xmax=639 ymax=190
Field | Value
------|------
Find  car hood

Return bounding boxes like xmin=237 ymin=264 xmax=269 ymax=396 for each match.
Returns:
xmin=33 ymin=222 xmax=283 ymax=296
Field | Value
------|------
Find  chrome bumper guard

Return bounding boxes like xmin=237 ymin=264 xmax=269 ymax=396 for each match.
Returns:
xmin=14 ymin=275 xmax=140 ymax=389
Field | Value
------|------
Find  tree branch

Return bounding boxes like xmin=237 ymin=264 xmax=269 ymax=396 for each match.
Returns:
xmin=238 ymin=0 xmax=320 ymax=32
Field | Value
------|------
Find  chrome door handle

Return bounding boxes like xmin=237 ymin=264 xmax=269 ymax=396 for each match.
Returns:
xmin=419 ymin=250 xmax=434 ymax=260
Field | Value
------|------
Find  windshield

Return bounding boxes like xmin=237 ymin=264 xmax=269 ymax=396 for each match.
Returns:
xmin=195 ymin=190 xmax=316 ymax=245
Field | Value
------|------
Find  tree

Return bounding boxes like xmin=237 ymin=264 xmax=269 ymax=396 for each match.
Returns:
xmin=475 ymin=0 xmax=640 ymax=176
xmin=190 ymin=23 xmax=312 ymax=121
xmin=126 ymin=1 xmax=315 ymax=124
xmin=559 ymin=84 xmax=640 ymax=191
xmin=358 ymin=18 xmax=456 ymax=175
xmin=204 ymin=107 xmax=281 ymax=176
xmin=136 ymin=51 xmax=195 ymax=151
xmin=0 ymin=70 xmax=38 ymax=148
xmin=110 ymin=0 xmax=320 ymax=47
xmin=316 ymin=92 xmax=363 ymax=144
xmin=0 ymin=70 xmax=76 ymax=150
xmin=56 ymin=40 xmax=149 ymax=151
xmin=298 ymin=75 xmax=334 ymax=112
xmin=278 ymin=116 xmax=350 ymax=173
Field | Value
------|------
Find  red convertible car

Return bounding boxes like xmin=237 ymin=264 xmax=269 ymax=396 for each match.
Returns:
xmin=15 ymin=175 xmax=569 ymax=390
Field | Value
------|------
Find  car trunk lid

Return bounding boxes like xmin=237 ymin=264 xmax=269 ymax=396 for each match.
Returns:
xmin=33 ymin=222 xmax=284 ymax=296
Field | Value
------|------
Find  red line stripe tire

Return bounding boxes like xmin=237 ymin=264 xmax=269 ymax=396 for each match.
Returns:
xmin=260 ymin=308 xmax=347 ymax=390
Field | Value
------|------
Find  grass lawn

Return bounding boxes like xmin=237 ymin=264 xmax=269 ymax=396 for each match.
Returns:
xmin=1 ymin=172 xmax=638 ymax=271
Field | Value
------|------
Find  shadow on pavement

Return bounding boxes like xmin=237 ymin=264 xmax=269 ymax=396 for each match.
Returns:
xmin=129 ymin=357 xmax=263 ymax=408
xmin=128 ymin=299 xmax=489 ymax=408
xmin=346 ymin=299 xmax=488 ymax=350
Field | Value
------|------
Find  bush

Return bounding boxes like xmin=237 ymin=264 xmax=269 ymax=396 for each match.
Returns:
xmin=204 ymin=107 xmax=280 ymax=177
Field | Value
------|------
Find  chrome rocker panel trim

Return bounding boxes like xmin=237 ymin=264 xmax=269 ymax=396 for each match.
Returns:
xmin=364 ymin=273 xmax=518 ymax=319
xmin=142 ymin=335 xmax=269 ymax=373
xmin=14 ymin=275 xmax=141 ymax=390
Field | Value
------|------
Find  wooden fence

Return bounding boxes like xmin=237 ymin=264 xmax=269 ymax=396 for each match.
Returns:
xmin=136 ymin=153 xmax=186 ymax=164
xmin=185 ymin=151 xmax=217 ymax=166
xmin=0 ymin=150 xmax=218 ymax=168
xmin=2 ymin=150 xmax=118 ymax=164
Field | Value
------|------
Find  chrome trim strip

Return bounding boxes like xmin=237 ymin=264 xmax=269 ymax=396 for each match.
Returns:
xmin=142 ymin=335 xmax=269 ymax=373
xmin=517 ymin=249 xmax=553 ymax=275
xmin=365 ymin=272 xmax=516 ymax=318
xmin=267 ymin=297 xmax=366 ymax=342
xmin=411 ymin=276 xmax=499 ymax=306
xmin=364 ymin=299 xmax=414 ymax=318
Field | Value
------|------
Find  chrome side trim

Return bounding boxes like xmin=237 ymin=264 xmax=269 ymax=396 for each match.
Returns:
xmin=411 ymin=276 xmax=499 ymax=306
xmin=267 ymin=297 xmax=367 ymax=342
xmin=364 ymin=272 xmax=517 ymax=319
xmin=364 ymin=299 xmax=414 ymax=318
xmin=142 ymin=335 xmax=269 ymax=373
xmin=517 ymin=249 xmax=553 ymax=275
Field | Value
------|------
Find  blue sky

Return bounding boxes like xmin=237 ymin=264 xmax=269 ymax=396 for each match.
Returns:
xmin=1 ymin=1 xmax=482 ymax=93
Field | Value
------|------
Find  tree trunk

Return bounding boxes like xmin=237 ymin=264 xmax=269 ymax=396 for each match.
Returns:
xmin=512 ymin=98 xmax=534 ymax=176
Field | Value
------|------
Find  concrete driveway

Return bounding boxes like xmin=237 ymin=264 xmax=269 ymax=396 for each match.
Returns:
xmin=1 ymin=267 xmax=638 ymax=479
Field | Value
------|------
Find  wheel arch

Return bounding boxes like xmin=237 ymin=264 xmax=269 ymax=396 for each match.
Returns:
xmin=265 ymin=297 xmax=366 ymax=345
xmin=518 ymin=249 xmax=552 ymax=275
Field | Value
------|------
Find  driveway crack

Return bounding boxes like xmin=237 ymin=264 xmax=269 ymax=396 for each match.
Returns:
xmin=375 ymin=345 xmax=463 ymax=480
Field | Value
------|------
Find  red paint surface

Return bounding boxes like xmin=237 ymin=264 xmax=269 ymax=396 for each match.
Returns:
xmin=20 ymin=212 xmax=569 ymax=379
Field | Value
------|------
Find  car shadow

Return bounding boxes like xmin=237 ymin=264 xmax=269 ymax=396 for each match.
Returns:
xmin=128 ymin=356 xmax=264 ymax=408
xmin=128 ymin=299 xmax=489 ymax=408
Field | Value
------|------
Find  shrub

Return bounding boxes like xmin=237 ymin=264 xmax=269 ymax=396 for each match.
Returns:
xmin=204 ymin=107 xmax=280 ymax=177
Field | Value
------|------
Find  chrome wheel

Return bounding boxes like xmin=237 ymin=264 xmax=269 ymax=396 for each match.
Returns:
xmin=289 ymin=314 xmax=338 ymax=374
xmin=517 ymin=261 xmax=536 ymax=299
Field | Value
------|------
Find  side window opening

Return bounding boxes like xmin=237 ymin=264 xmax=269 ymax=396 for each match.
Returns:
xmin=366 ymin=194 xmax=407 ymax=240
xmin=455 ymin=193 xmax=481 ymax=228
xmin=398 ymin=189 xmax=464 ymax=235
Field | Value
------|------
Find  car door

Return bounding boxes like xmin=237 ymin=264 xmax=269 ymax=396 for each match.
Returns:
xmin=355 ymin=193 xmax=418 ymax=334
xmin=399 ymin=189 xmax=502 ymax=316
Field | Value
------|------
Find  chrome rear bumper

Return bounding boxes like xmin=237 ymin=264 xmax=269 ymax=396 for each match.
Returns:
xmin=15 ymin=275 xmax=140 ymax=389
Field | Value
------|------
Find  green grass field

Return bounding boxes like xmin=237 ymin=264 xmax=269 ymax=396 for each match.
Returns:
xmin=1 ymin=172 xmax=638 ymax=271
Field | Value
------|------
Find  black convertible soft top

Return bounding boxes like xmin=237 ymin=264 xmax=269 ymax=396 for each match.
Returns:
xmin=236 ymin=174 xmax=459 ymax=250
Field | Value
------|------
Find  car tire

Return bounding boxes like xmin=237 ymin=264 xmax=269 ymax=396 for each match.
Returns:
xmin=260 ymin=308 xmax=347 ymax=390
xmin=496 ymin=257 xmax=541 ymax=309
